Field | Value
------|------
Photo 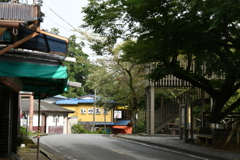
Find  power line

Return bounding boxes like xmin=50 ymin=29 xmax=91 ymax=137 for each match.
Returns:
xmin=42 ymin=16 xmax=70 ymax=31
xmin=43 ymin=1 xmax=78 ymax=32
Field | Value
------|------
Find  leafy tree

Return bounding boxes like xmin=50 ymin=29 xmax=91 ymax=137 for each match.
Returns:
xmin=49 ymin=28 xmax=59 ymax=35
xmin=85 ymin=42 xmax=145 ymax=132
xmin=49 ymin=28 xmax=93 ymax=97
xmin=62 ymin=35 xmax=94 ymax=97
xmin=82 ymin=0 xmax=240 ymax=123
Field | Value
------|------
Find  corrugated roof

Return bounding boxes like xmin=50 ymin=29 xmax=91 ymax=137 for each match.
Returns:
xmin=78 ymin=94 xmax=95 ymax=99
xmin=42 ymin=95 xmax=68 ymax=104
xmin=79 ymin=122 xmax=114 ymax=125
xmin=55 ymin=95 xmax=97 ymax=105
xmin=113 ymin=120 xmax=131 ymax=126
xmin=21 ymin=99 xmax=74 ymax=113
xmin=55 ymin=98 xmax=95 ymax=105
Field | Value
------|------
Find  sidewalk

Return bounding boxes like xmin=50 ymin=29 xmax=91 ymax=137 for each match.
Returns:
xmin=117 ymin=133 xmax=240 ymax=160
xmin=16 ymin=147 xmax=51 ymax=160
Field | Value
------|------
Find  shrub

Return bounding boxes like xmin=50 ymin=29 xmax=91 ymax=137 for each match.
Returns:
xmin=20 ymin=126 xmax=27 ymax=136
xmin=71 ymin=124 xmax=87 ymax=134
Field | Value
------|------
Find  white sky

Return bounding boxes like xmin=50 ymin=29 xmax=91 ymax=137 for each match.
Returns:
xmin=40 ymin=0 xmax=93 ymax=56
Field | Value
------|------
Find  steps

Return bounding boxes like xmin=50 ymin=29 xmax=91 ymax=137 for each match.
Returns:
xmin=154 ymin=87 xmax=209 ymax=133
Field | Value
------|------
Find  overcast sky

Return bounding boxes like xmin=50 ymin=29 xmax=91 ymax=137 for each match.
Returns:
xmin=40 ymin=0 xmax=92 ymax=55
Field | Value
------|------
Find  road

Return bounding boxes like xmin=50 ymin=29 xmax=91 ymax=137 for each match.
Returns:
xmin=37 ymin=134 xmax=214 ymax=160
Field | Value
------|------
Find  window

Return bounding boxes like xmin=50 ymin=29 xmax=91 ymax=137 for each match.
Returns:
xmin=124 ymin=110 xmax=131 ymax=117
xmin=53 ymin=115 xmax=59 ymax=123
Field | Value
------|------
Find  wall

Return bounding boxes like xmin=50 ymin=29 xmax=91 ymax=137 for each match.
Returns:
xmin=60 ymin=103 xmax=113 ymax=122
xmin=45 ymin=113 xmax=65 ymax=134
xmin=27 ymin=113 xmax=67 ymax=134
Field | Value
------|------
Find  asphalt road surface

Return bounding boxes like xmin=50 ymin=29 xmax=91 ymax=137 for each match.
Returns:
xmin=38 ymin=134 xmax=216 ymax=160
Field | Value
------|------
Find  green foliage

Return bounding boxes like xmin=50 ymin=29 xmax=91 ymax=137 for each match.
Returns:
xmin=193 ymin=105 xmax=211 ymax=116
xmin=82 ymin=0 xmax=240 ymax=123
xmin=71 ymin=124 xmax=89 ymax=134
xmin=20 ymin=126 xmax=27 ymax=136
xmin=85 ymin=44 xmax=146 ymax=111
xmin=62 ymin=35 xmax=94 ymax=97
xmin=50 ymin=28 xmax=60 ymax=35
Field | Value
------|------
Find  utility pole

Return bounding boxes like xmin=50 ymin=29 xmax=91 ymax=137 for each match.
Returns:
xmin=92 ymin=90 xmax=96 ymax=132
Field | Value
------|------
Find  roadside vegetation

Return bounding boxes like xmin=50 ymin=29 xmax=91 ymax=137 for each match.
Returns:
xmin=18 ymin=126 xmax=37 ymax=148
xmin=71 ymin=124 xmax=108 ymax=134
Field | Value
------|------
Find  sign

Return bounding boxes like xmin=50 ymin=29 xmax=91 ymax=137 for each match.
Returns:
xmin=81 ymin=108 xmax=86 ymax=114
xmin=88 ymin=108 xmax=94 ymax=114
xmin=96 ymin=108 xmax=101 ymax=114
xmin=104 ymin=109 xmax=108 ymax=114
xmin=116 ymin=106 xmax=129 ymax=110
xmin=114 ymin=111 xmax=122 ymax=119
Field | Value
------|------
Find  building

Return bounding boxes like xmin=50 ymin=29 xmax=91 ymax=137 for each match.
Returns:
xmin=20 ymin=98 xmax=74 ymax=134
xmin=112 ymin=106 xmax=132 ymax=134
xmin=42 ymin=95 xmax=68 ymax=104
xmin=0 ymin=1 xmax=76 ymax=158
xmin=55 ymin=94 xmax=114 ymax=132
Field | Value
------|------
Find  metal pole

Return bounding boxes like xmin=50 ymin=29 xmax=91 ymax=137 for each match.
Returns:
xmin=37 ymin=94 xmax=41 ymax=160
xmin=29 ymin=93 xmax=34 ymax=132
xmin=190 ymin=104 xmax=193 ymax=140
xmin=93 ymin=90 xmax=96 ymax=132
xmin=26 ymin=109 xmax=28 ymax=137
xmin=104 ymin=107 xmax=106 ymax=133
xmin=184 ymin=104 xmax=188 ymax=141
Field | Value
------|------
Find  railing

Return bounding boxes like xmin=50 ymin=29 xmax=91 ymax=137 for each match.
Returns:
xmin=154 ymin=74 xmax=192 ymax=88
xmin=0 ymin=2 xmax=41 ymax=21
xmin=154 ymin=87 xmax=209 ymax=129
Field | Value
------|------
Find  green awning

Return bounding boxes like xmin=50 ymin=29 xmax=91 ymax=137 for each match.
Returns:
xmin=0 ymin=60 xmax=67 ymax=78
xmin=0 ymin=57 xmax=68 ymax=98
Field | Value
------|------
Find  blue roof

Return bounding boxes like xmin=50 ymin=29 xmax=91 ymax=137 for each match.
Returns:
xmin=55 ymin=98 xmax=95 ymax=105
xmin=79 ymin=122 xmax=114 ymax=125
xmin=114 ymin=120 xmax=131 ymax=126
xmin=55 ymin=94 xmax=115 ymax=105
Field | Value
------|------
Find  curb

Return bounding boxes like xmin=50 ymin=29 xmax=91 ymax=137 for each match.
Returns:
xmin=116 ymin=135 xmax=232 ymax=160
xmin=40 ymin=148 xmax=57 ymax=160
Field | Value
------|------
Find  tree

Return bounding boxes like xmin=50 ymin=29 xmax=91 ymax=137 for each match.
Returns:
xmin=82 ymin=0 xmax=240 ymax=123
xmin=85 ymin=42 xmax=146 ymax=132
xmin=62 ymin=35 xmax=94 ymax=97
xmin=48 ymin=28 xmax=93 ymax=97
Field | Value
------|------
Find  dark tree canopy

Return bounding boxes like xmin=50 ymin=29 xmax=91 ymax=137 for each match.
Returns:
xmin=82 ymin=0 xmax=240 ymax=123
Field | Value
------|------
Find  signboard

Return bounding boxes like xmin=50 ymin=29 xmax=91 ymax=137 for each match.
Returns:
xmin=81 ymin=108 xmax=86 ymax=114
xmin=114 ymin=111 xmax=122 ymax=119
xmin=96 ymin=108 xmax=101 ymax=114
xmin=104 ymin=109 xmax=108 ymax=114
xmin=88 ymin=108 xmax=101 ymax=114
xmin=88 ymin=108 xmax=94 ymax=114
